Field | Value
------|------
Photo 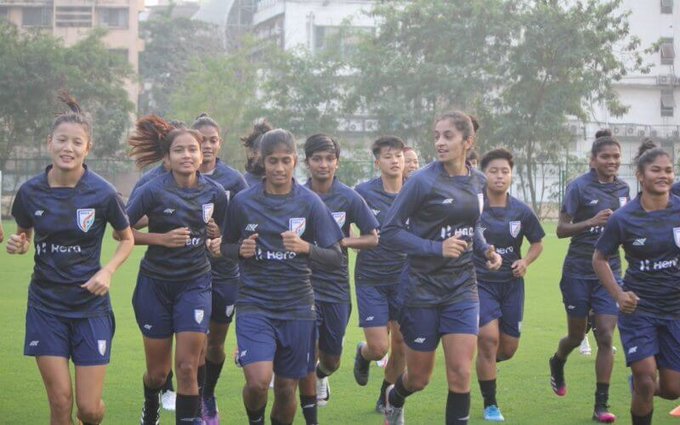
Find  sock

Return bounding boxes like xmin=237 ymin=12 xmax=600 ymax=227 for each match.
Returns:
xmin=204 ymin=359 xmax=225 ymax=399
xmin=81 ymin=422 xmax=98 ymax=425
xmin=143 ymin=381 xmax=161 ymax=412
xmin=479 ymin=379 xmax=497 ymax=408
xmin=246 ymin=405 xmax=266 ymax=424
xmin=197 ymin=364 xmax=206 ymax=399
xmin=379 ymin=379 xmax=391 ymax=403
xmin=161 ymin=370 xmax=174 ymax=392
xmin=271 ymin=418 xmax=291 ymax=425
xmin=388 ymin=375 xmax=414 ymax=408
xmin=595 ymin=382 xmax=610 ymax=406
xmin=552 ymin=353 xmax=566 ymax=365
xmin=175 ymin=393 xmax=200 ymax=425
xmin=631 ymin=410 xmax=653 ymax=425
xmin=300 ymin=394 xmax=318 ymax=425
xmin=446 ymin=391 xmax=471 ymax=425
xmin=315 ymin=362 xmax=332 ymax=379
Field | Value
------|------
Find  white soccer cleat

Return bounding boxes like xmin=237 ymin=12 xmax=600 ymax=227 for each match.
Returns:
xmin=579 ymin=335 xmax=592 ymax=356
xmin=161 ymin=390 xmax=176 ymax=411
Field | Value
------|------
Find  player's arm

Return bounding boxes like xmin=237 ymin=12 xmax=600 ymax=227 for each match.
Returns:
xmin=132 ymin=227 xmax=191 ymax=247
xmin=592 ymin=249 xmax=637 ymax=314
xmin=556 ymin=210 xmax=612 ymax=238
xmin=511 ymin=240 xmax=543 ymax=278
xmin=82 ymin=227 xmax=134 ymax=296
xmin=6 ymin=226 xmax=33 ymax=254
xmin=341 ymin=229 xmax=378 ymax=250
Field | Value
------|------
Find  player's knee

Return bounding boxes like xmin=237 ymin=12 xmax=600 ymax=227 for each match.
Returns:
xmin=47 ymin=389 xmax=73 ymax=418
xmin=366 ymin=340 xmax=388 ymax=359
xmin=175 ymin=360 xmax=197 ymax=384
xmin=634 ymin=373 xmax=657 ymax=399
xmin=407 ymin=374 xmax=430 ymax=392
xmin=478 ymin=335 xmax=499 ymax=356
xmin=244 ymin=378 xmax=270 ymax=397
xmin=206 ymin=341 xmax=225 ymax=359
xmin=77 ymin=400 xmax=105 ymax=424
xmin=321 ymin=358 xmax=340 ymax=373
xmin=146 ymin=370 xmax=169 ymax=389
xmin=498 ymin=346 xmax=517 ymax=361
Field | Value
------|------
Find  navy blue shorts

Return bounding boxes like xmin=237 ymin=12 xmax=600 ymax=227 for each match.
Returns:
xmin=24 ymin=307 xmax=115 ymax=366
xmin=236 ymin=313 xmax=316 ymax=379
xmin=211 ymin=277 xmax=239 ymax=324
xmin=306 ymin=301 xmax=351 ymax=372
xmin=399 ymin=302 xmax=479 ymax=352
xmin=478 ymin=279 xmax=524 ymax=338
xmin=132 ymin=272 xmax=212 ymax=338
xmin=560 ymin=276 xmax=618 ymax=317
xmin=618 ymin=311 xmax=680 ymax=372
xmin=356 ymin=283 xmax=402 ymax=328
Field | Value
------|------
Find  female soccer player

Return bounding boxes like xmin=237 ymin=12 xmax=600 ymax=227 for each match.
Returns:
xmin=381 ymin=111 xmax=502 ymax=425
xmin=126 ymin=115 xmax=228 ymax=425
xmin=593 ymin=140 xmax=680 ymax=425
xmin=353 ymin=136 xmax=408 ymax=415
xmin=475 ymin=149 xmax=544 ymax=422
xmin=218 ymin=129 xmax=343 ymax=425
xmin=298 ymin=134 xmax=379 ymax=424
xmin=549 ymin=129 xmax=629 ymax=423
xmin=241 ymin=119 xmax=273 ymax=186
xmin=191 ymin=113 xmax=248 ymax=424
xmin=403 ymin=146 xmax=420 ymax=180
xmin=7 ymin=94 xmax=134 ymax=425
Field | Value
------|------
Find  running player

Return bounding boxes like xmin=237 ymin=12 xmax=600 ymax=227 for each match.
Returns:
xmin=353 ymin=136 xmax=408 ymax=415
xmin=192 ymin=113 xmax=248 ymax=425
xmin=593 ymin=140 xmax=680 ymax=425
xmin=475 ymin=148 xmax=545 ymax=422
xmin=381 ymin=111 xmax=502 ymax=425
xmin=217 ymin=129 xmax=343 ymax=425
xmin=298 ymin=133 xmax=379 ymax=424
xmin=242 ymin=119 xmax=273 ymax=186
xmin=549 ymin=129 xmax=629 ymax=423
xmin=126 ymin=115 xmax=228 ymax=425
xmin=403 ymin=146 xmax=420 ymax=180
xmin=7 ymin=94 xmax=134 ymax=425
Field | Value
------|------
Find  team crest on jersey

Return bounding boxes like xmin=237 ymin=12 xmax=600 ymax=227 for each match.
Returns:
xmin=289 ymin=217 xmax=306 ymax=236
xmin=202 ymin=203 xmax=214 ymax=224
xmin=194 ymin=309 xmax=205 ymax=324
xmin=509 ymin=221 xmax=521 ymax=238
xmin=619 ymin=197 xmax=627 ymax=208
xmin=477 ymin=193 xmax=484 ymax=215
xmin=97 ymin=340 xmax=107 ymax=356
xmin=332 ymin=211 xmax=346 ymax=229
xmin=674 ymin=227 xmax=680 ymax=248
xmin=76 ymin=209 xmax=95 ymax=233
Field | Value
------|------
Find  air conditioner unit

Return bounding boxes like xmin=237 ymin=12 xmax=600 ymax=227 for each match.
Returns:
xmin=651 ymin=129 xmax=659 ymax=137
xmin=364 ymin=119 xmax=379 ymax=132
xmin=625 ymin=126 xmax=635 ymax=135
xmin=638 ymin=130 xmax=646 ymax=137
xmin=612 ymin=126 xmax=621 ymax=134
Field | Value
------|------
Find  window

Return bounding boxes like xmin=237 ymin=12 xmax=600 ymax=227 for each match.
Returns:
xmin=661 ymin=90 xmax=675 ymax=117
xmin=55 ymin=6 xmax=92 ymax=28
xmin=661 ymin=0 xmax=673 ymax=14
xmin=108 ymin=48 xmax=128 ymax=65
xmin=98 ymin=8 xmax=128 ymax=29
xmin=22 ymin=7 xmax=52 ymax=27
xmin=0 ymin=7 xmax=8 ymax=21
xmin=314 ymin=25 xmax=371 ymax=58
xmin=661 ymin=38 xmax=675 ymax=65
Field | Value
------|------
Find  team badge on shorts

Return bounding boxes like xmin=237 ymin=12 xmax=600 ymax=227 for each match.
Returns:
xmin=76 ymin=208 xmax=95 ymax=233
xmin=509 ymin=221 xmax=521 ymax=238
xmin=194 ymin=309 xmax=205 ymax=324
xmin=97 ymin=340 xmax=107 ymax=356
xmin=619 ymin=197 xmax=628 ymax=208
xmin=289 ymin=217 xmax=306 ymax=237
xmin=332 ymin=211 xmax=346 ymax=229
xmin=202 ymin=203 xmax=214 ymax=224
xmin=674 ymin=227 xmax=680 ymax=248
xmin=225 ymin=305 xmax=235 ymax=318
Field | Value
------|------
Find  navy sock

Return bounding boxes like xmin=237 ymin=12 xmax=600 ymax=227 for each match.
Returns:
xmin=204 ymin=359 xmax=224 ymax=399
xmin=271 ymin=418 xmax=291 ymax=425
xmin=388 ymin=375 xmax=413 ymax=408
xmin=479 ymin=379 xmax=497 ymax=408
xmin=446 ymin=391 xmax=471 ymax=425
xmin=175 ymin=393 xmax=200 ymax=425
xmin=143 ymin=381 xmax=161 ymax=412
xmin=246 ymin=405 xmax=266 ymax=424
xmin=300 ymin=394 xmax=318 ymax=425
xmin=631 ymin=410 xmax=653 ymax=425
xmin=379 ymin=379 xmax=391 ymax=402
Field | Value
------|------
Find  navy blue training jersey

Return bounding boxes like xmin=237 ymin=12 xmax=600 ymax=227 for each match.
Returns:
xmin=595 ymin=195 xmax=680 ymax=318
xmin=305 ymin=178 xmax=379 ymax=303
xmin=126 ymin=172 xmax=228 ymax=282
xmin=381 ymin=162 xmax=490 ymax=307
xmin=129 ymin=164 xmax=166 ymax=202
xmin=561 ymin=169 xmax=629 ymax=279
xmin=354 ymin=178 xmax=407 ymax=285
xmin=11 ymin=166 xmax=130 ymax=318
xmin=204 ymin=159 xmax=248 ymax=281
xmin=671 ymin=181 xmax=680 ymax=197
xmin=244 ymin=171 xmax=263 ymax=187
xmin=222 ymin=181 xmax=344 ymax=320
xmin=475 ymin=194 xmax=545 ymax=283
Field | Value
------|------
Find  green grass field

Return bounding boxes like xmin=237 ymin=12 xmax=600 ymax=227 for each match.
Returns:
xmin=0 ymin=221 xmax=677 ymax=424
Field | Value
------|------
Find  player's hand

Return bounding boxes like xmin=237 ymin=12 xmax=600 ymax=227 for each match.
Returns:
xmin=0 ymin=224 xmax=4 ymax=243
xmin=281 ymin=231 xmax=310 ymax=254
xmin=81 ymin=268 xmax=112 ymax=296
xmin=162 ymin=227 xmax=191 ymax=248
xmin=617 ymin=291 xmax=639 ymax=314
xmin=207 ymin=237 xmax=222 ymax=257
xmin=240 ymin=234 xmax=258 ymax=258
xmin=486 ymin=246 xmax=502 ymax=270
xmin=442 ymin=235 xmax=468 ymax=258
xmin=589 ymin=209 xmax=613 ymax=227
xmin=206 ymin=218 xmax=220 ymax=239
xmin=6 ymin=233 xmax=29 ymax=255
xmin=511 ymin=259 xmax=528 ymax=277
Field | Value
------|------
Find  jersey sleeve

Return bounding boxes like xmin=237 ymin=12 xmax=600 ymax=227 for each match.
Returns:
xmin=309 ymin=196 xmax=344 ymax=248
xmin=105 ymin=191 xmax=131 ymax=231
xmin=594 ymin=212 xmax=623 ymax=256
xmin=11 ymin=186 xmax=33 ymax=229
xmin=234 ymin=174 xmax=248 ymax=193
xmin=126 ymin=184 xmax=153 ymax=226
xmin=381 ymin=176 xmax=442 ymax=256
xmin=561 ymin=180 xmax=581 ymax=218
xmin=222 ymin=197 xmax=244 ymax=244
xmin=522 ymin=205 xmax=545 ymax=243
xmin=350 ymin=191 xmax=379 ymax=235
xmin=213 ymin=185 xmax=229 ymax=232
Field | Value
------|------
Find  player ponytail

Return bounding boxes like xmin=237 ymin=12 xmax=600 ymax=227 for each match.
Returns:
xmin=634 ymin=138 xmax=668 ymax=174
xmin=128 ymin=115 xmax=202 ymax=169
xmin=590 ymin=129 xmax=620 ymax=159
xmin=51 ymin=91 xmax=92 ymax=143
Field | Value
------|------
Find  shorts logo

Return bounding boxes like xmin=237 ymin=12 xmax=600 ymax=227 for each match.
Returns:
xmin=29 ymin=340 xmax=39 ymax=347
xmin=240 ymin=350 xmax=247 ymax=358
xmin=76 ymin=208 xmax=95 ymax=233
xmin=34 ymin=210 xmax=44 ymax=217
xmin=619 ymin=197 xmax=628 ymax=207
xmin=331 ymin=211 xmax=346 ymax=229
xmin=163 ymin=208 xmax=175 ymax=215
xmin=628 ymin=346 xmax=638 ymax=354
xmin=225 ymin=305 xmax=235 ymax=317
xmin=413 ymin=337 xmax=426 ymax=344
xmin=225 ymin=190 xmax=231 ymax=202
xmin=202 ymin=203 xmax=214 ymax=224
xmin=674 ymin=227 xmax=680 ymax=248
xmin=478 ymin=193 xmax=484 ymax=214
xmin=567 ymin=305 xmax=576 ymax=310
xmin=365 ymin=316 xmax=375 ymax=322
xmin=289 ymin=217 xmax=306 ymax=236
xmin=633 ymin=238 xmax=646 ymax=246
xmin=194 ymin=309 xmax=205 ymax=324
xmin=143 ymin=324 xmax=153 ymax=330
xmin=97 ymin=340 xmax=107 ymax=356
xmin=509 ymin=221 xmax=521 ymax=238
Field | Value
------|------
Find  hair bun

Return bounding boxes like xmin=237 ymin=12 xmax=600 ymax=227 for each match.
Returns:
xmin=57 ymin=91 xmax=82 ymax=115
xmin=595 ymin=128 xmax=612 ymax=139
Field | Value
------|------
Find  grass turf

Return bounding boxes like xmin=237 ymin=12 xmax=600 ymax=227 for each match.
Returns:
xmin=0 ymin=221 xmax=678 ymax=424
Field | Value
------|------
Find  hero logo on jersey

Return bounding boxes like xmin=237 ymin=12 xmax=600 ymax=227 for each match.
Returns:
xmin=674 ymin=227 xmax=680 ymax=248
xmin=332 ymin=211 xmax=346 ymax=229
xmin=202 ymin=203 xmax=214 ymax=224
xmin=289 ymin=217 xmax=306 ymax=237
xmin=509 ymin=221 xmax=521 ymax=238
xmin=76 ymin=208 xmax=95 ymax=233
